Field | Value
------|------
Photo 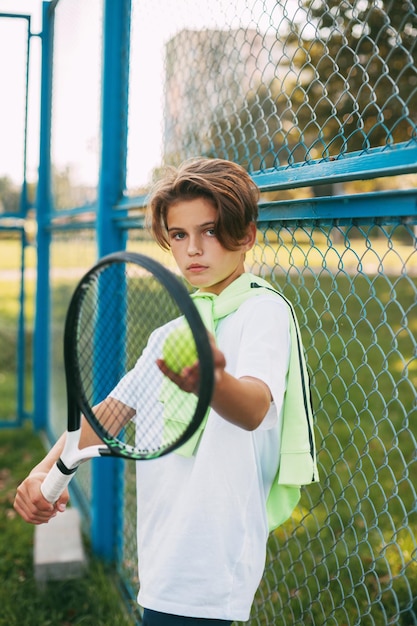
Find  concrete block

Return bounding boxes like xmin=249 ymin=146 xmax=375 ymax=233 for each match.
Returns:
xmin=34 ymin=507 xmax=87 ymax=585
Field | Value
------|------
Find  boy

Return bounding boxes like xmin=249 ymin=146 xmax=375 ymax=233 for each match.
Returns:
xmin=14 ymin=158 xmax=318 ymax=625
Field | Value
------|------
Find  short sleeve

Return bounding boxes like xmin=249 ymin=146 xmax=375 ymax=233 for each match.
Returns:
xmin=217 ymin=295 xmax=291 ymax=422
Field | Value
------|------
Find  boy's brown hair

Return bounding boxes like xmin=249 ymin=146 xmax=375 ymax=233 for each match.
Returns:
xmin=148 ymin=157 xmax=259 ymax=251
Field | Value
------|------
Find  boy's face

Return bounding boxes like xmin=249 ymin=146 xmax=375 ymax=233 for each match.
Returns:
xmin=166 ymin=197 xmax=256 ymax=295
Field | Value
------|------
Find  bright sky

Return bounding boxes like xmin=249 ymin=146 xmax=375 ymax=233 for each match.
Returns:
xmin=0 ymin=0 xmax=43 ymax=184
xmin=0 ymin=0 xmax=298 ymax=189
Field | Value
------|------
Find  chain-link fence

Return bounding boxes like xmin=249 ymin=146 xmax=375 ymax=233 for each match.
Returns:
xmin=115 ymin=216 xmax=417 ymax=626
xmin=248 ymin=217 xmax=417 ymax=625
xmin=26 ymin=0 xmax=417 ymax=623
xmin=127 ymin=0 xmax=417 ymax=190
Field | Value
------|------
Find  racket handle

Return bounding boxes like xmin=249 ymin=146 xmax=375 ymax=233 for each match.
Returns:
xmin=40 ymin=461 xmax=78 ymax=504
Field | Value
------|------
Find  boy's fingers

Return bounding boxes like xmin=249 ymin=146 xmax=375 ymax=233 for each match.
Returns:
xmin=55 ymin=492 xmax=69 ymax=512
xmin=13 ymin=474 xmax=70 ymax=525
xmin=14 ymin=490 xmax=55 ymax=524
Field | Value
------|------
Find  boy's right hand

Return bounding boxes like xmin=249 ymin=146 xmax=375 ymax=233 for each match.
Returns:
xmin=13 ymin=472 xmax=69 ymax=525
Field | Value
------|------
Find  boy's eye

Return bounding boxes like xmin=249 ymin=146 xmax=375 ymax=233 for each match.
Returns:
xmin=171 ymin=231 xmax=185 ymax=240
xmin=206 ymin=228 xmax=216 ymax=237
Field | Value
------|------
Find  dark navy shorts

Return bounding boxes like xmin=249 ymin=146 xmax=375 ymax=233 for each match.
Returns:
xmin=142 ymin=609 xmax=233 ymax=626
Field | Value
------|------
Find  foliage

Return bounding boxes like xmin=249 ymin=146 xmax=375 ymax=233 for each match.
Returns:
xmin=0 ymin=176 xmax=20 ymax=214
xmin=0 ymin=177 xmax=37 ymax=215
xmin=204 ymin=0 xmax=417 ymax=172
xmin=300 ymin=0 xmax=417 ymax=154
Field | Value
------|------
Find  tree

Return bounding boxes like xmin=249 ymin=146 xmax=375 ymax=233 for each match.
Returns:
xmin=295 ymin=0 xmax=417 ymax=155
xmin=0 ymin=177 xmax=20 ymax=214
xmin=205 ymin=1 xmax=417 ymax=169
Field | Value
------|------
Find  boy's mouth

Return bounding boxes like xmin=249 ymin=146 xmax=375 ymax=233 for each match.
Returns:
xmin=187 ymin=263 xmax=207 ymax=272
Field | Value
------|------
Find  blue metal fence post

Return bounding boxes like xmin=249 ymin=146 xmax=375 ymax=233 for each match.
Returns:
xmin=17 ymin=16 xmax=32 ymax=424
xmin=33 ymin=2 xmax=54 ymax=432
xmin=92 ymin=0 xmax=132 ymax=562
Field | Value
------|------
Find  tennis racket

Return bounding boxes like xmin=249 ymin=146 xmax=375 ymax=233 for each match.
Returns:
xmin=41 ymin=251 xmax=214 ymax=503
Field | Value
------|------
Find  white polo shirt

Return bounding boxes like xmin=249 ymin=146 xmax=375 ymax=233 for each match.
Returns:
xmin=110 ymin=293 xmax=291 ymax=621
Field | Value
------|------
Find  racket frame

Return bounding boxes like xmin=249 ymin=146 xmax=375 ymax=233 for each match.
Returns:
xmin=64 ymin=251 xmax=215 ymax=460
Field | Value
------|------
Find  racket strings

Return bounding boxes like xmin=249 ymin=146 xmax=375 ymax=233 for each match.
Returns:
xmin=71 ymin=261 xmax=202 ymax=457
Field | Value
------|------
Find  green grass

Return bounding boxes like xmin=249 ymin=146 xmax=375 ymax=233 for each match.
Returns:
xmin=0 ymin=424 xmax=135 ymax=626
xmin=0 ymin=239 xmax=137 ymax=623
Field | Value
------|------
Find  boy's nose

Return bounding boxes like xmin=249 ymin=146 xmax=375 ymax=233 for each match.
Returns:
xmin=187 ymin=237 xmax=202 ymax=255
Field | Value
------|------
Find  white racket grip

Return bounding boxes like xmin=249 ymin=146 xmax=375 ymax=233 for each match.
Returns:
xmin=40 ymin=462 xmax=77 ymax=504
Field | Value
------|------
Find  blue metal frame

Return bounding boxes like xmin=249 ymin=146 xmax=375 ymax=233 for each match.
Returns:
xmin=96 ymin=0 xmax=130 ymax=256
xmin=33 ymin=2 xmax=54 ymax=432
xmin=27 ymin=0 xmax=133 ymax=563
xmin=0 ymin=13 xmax=33 ymax=220
xmin=92 ymin=0 xmax=132 ymax=562
xmin=258 ymin=188 xmax=417 ymax=225
xmin=110 ymin=187 xmax=417 ymax=232
xmin=252 ymin=142 xmax=417 ymax=192
xmin=109 ymin=142 xmax=417 ymax=228
xmin=0 ymin=13 xmax=33 ymax=428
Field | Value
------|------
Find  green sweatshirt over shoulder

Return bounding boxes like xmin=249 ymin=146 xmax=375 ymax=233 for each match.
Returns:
xmin=162 ymin=272 xmax=319 ymax=531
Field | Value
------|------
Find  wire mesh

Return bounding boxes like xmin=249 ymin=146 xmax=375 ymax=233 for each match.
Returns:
xmin=121 ymin=220 xmax=417 ymax=625
xmin=127 ymin=0 xmax=417 ymax=188
xmin=243 ymin=216 xmax=417 ymax=625
xmin=43 ymin=0 xmax=417 ymax=623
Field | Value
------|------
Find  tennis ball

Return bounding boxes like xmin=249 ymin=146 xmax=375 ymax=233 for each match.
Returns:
xmin=162 ymin=324 xmax=198 ymax=374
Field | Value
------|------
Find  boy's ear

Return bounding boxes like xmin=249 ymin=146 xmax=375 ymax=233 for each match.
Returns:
xmin=241 ymin=222 xmax=257 ymax=251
